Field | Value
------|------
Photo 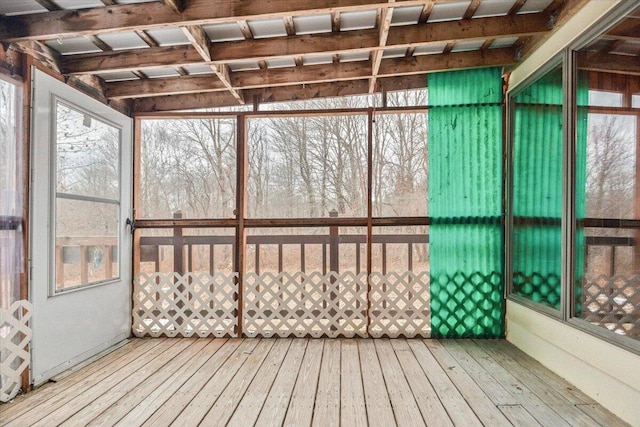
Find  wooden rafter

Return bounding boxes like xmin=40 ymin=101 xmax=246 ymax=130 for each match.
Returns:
xmin=106 ymin=47 xmax=516 ymax=100
xmin=463 ymin=0 xmax=482 ymax=19
xmin=61 ymin=13 xmax=549 ymax=76
xmin=134 ymin=73 xmax=432 ymax=112
xmin=181 ymin=25 xmax=244 ymax=104
xmin=508 ymin=0 xmax=528 ymax=15
xmin=33 ymin=0 xmax=61 ymax=11
xmin=369 ymin=1 xmax=395 ymax=93
xmin=0 ymin=0 xmax=437 ymax=42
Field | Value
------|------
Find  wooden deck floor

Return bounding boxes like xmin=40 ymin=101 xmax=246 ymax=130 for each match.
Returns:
xmin=0 ymin=338 xmax=628 ymax=427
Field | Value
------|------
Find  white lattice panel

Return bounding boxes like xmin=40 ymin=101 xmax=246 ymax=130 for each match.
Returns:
xmin=243 ymin=271 xmax=368 ymax=338
xmin=1 ymin=300 xmax=33 ymax=402
xmin=369 ymin=272 xmax=431 ymax=338
xmin=133 ymin=272 xmax=238 ymax=338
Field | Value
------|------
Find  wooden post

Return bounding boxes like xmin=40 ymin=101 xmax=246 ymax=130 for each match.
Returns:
xmin=329 ymin=208 xmax=339 ymax=274
xmin=173 ymin=210 xmax=184 ymax=274
xmin=235 ymin=114 xmax=248 ymax=337
xmin=634 ymin=114 xmax=640 ymax=274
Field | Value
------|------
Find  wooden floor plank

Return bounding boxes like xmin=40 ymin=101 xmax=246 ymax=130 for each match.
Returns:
xmin=359 ymin=339 xmax=397 ymax=427
xmin=374 ymin=339 xmax=426 ymax=427
xmin=1 ymin=338 xmax=628 ymax=427
xmin=252 ymin=338 xmax=309 ymax=427
xmin=84 ymin=338 xmax=221 ymax=426
xmin=138 ymin=338 xmax=244 ymax=427
xmin=3 ymin=338 xmax=168 ymax=427
xmin=447 ymin=340 xmax=518 ymax=405
xmin=482 ymin=339 xmax=595 ymax=404
xmin=60 ymin=338 xmax=204 ymax=426
xmin=199 ymin=339 xmax=277 ymax=427
xmin=225 ymin=339 xmax=293 ymax=427
xmin=282 ymin=339 xmax=324 ymax=427
xmin=406 ymin=340 xmax=483 ymax=427
xmin=339 ymin=339 xmax=368 ymax=427
xmin=424 ymin=340 xmax=512 ymax=427
xmin=576 ymin=404 xmax=631 ymax=427
xmin=166 ymin=339 xmax=261 ymax=427
xmin=0 ymin=338 xmax=152 ymax=423
xmin=458 ymin=339 xmax=574 ymax=427
xmin=30 ymin=339 xmax=189 ymax=427
xmin=392 ymin=339 xmax=453 ymax=427
xmin=474 ymin=340 xmax=607 ymax=426
xmin=311 ymin=339 xmax=341 ymax=427
xmin=498 ymin=404 xmax=543 ymax=426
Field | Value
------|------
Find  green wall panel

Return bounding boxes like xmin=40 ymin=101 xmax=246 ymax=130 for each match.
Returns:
xmin=428 ymin=68 xmax=504 ymax=338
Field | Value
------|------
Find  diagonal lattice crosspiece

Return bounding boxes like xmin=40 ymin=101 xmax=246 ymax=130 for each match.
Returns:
xmin=133 ymin=272 xmax=238 ymax=338
xmin=1 ymin=300 xmax=33 ymax=402
xmin=243 ymin=271 xmax=368 ymax=338
xmin=582 ymin=274 xmax=640 ymax=338
xmin=369 ymin=272 xmax=431 ymax=338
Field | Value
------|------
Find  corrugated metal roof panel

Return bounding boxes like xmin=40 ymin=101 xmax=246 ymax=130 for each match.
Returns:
xmin=143 ymin=67 xmax=181 ymax=78
xmin=303 ymin=54 xmax=333 ymax=65
xmin=428 ymin=1 xmax=471 ymax=22
xmin=340 ymin=50 xmax=370 ymax=62
xmin=145 ymin=27 xmax=191 ymax=46
xmin=97 ymin=32 xmax=149 ymax=50
xmin=391 ymin=5 xmax=423 ymax=26
xmin=228 ymin=61 xmax=261 ymax=71
xmin=182 ymin=64 xmax=216 ymax=75
xmin=451 ymin=39 xmax=485 ymax=52
xmin=55 ymin=0 xmax=104 ymax=9
xmin=414 ymin=43 xmax=446 ymax=56
xmin=340 ymin=10 xmax=377 ymax=31
xmin=518 ymin=0 xmax=553 ymax=14
xmin=382 ymin=47 xmax=407 ymax=59
xmin=203 ymin=23 xmax=245 ymax=42
xmin=490 ymin=36 xmax=519 ymax=49
xmin=45 ymin=37 xmax=102 ymax=55
xmin=97 ymin=71 xmax=139 ymax=82
xmin=474 ymin=0 xmax=516 ymax=18
xmin=293 ymin=14 xmax=332 ymax=35
xmin=266 ymin=57 xmax=297 ymax=68
xmin=247 ymin=18 xmax=287 ymax=38
xmin=0 ymin=0 xmax=46 ymax=15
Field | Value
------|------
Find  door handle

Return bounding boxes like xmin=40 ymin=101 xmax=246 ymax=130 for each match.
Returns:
xmin=125 ymin=218 xmax=135 ymax=234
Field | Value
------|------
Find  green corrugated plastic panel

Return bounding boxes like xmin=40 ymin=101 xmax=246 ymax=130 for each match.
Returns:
xmin=428 ymin=67 xmax=504 ymax=338
xmin=514 ymin=67 xmax=563 ymax=105
xmin=429 ymin=68 xmax=503 ymax=106
xmin=511 ymin=67 xmax=563 ymax=310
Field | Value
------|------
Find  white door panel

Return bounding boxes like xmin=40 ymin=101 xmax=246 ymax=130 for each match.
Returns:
xmin=30 ymin=69 xmax=132 ymax=385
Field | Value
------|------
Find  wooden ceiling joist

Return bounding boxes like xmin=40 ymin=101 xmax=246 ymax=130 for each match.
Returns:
xmin=110 ymin=47 xmax=515 ymax=101
xmin=61 ymin=13 xmax=548 ymax=76
xmin=369 ymin=1 xmax=395 ymax=93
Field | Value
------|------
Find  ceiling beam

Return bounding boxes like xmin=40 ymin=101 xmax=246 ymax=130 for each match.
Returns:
xmin=0 ymin=0 xmax=438 ymax=42
xmin=33 ymin=0 xmax=61 ymax=11
xmin=107 ymin=48 xmax=516 ymax=99
xmin=62 ymin=13 xmax=548 ymax=75
xmin=370 ymin=1 xmax=395 ymax=93
xmin=577 ymin=52 xmax=640 ymax=76
xmin=133 ymin=90 xmax=240 ymax=112
xmin=377 ymin=47 xmax=515 ymax=77
xmin=181 ymin=25 xmax=244 ymax=104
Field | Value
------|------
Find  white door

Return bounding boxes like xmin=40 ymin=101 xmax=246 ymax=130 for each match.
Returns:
xmin=30 ymin=69 xmax=132 ymax=385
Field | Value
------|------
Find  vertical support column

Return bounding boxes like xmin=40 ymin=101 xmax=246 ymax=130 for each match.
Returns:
xmin=329 ymin=209 xmax=339 ymax=273
xmin=235 ymin=113 xmax=247 ymax=337
xmin=366 ymin=109 xmax=373 ymax=332
xmin=173 ymin=210 xmax=184 ymax=274
xmin=21 ymin=57 xmax=32 ymax=392
xmin=132 ymin=117 xmax=142 ymax=277
xmin=634 ymin=114 xmax=640 ymax=274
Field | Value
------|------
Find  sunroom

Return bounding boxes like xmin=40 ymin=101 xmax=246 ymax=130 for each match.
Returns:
xmin=0 ymin=0 xmax=639 ymax=426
